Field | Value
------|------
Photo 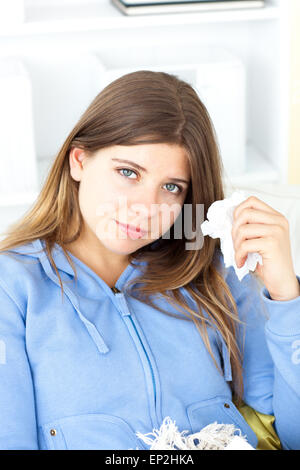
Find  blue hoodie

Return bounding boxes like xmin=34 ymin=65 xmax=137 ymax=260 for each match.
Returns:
xmin=0 ymin=237 xmax=300 ymax=450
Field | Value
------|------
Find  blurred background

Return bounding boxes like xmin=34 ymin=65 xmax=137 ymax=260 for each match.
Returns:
xmin=0 ymin=0 xmax=299 ymax=274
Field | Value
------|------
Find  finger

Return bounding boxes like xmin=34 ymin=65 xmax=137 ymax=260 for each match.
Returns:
xmin=235 ymin=237 xmax=271 ymax=267
xmin=237 ymin=254 xmax=248 ymax=268
xmin=232 ymin=208 xmax=285 ymax=240
xmin=233 ymin=195 xmax=282 ymax=222
xmin=233 ymin=223 xmax=279 ymax=251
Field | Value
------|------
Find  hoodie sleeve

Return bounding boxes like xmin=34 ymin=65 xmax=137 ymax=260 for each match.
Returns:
xmin=0 ymin=279 xmax=39 ymax=449
xmin=233 ymin=268 xmax=300 ymax=450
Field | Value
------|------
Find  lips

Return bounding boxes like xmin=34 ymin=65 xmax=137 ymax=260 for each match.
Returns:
xmin=115 ymin=220 xmax=147 ymax=237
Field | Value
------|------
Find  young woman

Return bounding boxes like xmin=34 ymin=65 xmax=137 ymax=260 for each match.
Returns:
xmin=0 ymin=70 xmax=299 ymax=450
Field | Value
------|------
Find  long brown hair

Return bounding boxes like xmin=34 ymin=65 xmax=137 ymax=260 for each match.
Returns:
xmin=0 ymin=70 xmax=263 ymax=404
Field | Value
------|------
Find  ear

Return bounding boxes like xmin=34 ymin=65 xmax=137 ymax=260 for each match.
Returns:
xmin=69 ymin=148 xmax=86 ymax=182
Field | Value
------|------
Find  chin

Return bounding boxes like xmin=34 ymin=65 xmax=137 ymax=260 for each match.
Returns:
xmin=99 ymin=238 xmax=150 ymax=255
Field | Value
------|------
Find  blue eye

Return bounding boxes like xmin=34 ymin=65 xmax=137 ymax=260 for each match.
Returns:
xmin=164 ymin=183 xmax=182 ymax=194
xmin=118 ymin=168 xmax=137 ymax=179
xmin=117 ymin=168 xmax=183 ymax=195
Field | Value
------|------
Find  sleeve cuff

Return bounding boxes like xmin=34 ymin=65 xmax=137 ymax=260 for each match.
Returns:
xmin=260 ymin=275 xmax=300 ymax=336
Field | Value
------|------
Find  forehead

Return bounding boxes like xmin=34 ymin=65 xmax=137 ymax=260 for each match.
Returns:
xmin=107 ymin=143 xmax=190 ymax=173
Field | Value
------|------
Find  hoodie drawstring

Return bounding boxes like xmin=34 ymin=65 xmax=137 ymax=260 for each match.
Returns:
xmin=35 ymin=241 xmax=109 ymax=355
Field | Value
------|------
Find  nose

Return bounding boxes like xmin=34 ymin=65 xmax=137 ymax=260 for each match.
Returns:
xmin=131 ymin=204 xmax=160 ymax=237
xmin=130 ymin=188 xmax=160 ymax=218
xmin=130 ymin=201 xmax=159 ymax=219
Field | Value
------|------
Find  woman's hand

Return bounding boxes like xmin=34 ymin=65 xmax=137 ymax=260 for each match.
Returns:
xmin=231 ymin=195 xmax=300 ymax=301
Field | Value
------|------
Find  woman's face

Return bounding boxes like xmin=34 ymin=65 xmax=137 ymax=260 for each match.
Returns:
xmin=69 ymin=143 xmax=191 ymax=256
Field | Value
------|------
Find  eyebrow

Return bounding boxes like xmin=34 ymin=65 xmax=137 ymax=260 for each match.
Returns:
xmin=111 ymin=158 xmax=190 ymax=185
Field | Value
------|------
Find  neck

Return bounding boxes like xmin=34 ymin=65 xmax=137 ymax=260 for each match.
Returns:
xmin=62 ymin=227 xmax=130 ymax=287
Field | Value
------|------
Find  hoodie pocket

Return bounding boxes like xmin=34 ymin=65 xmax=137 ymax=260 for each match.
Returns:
xmin=39 ymin=413 xmax=147 ymax=450
xmin=186 ymin=396 xmax=258 ymax=449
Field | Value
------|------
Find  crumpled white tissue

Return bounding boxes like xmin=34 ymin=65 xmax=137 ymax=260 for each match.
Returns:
xmin=136 ymin=416 xmax=255 ymax=450
xmin=201 ymin=190 xmax=263 ymax=281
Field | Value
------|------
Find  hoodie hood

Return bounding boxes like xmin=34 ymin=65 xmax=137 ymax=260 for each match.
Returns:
xmin=8 ymin=238 xmax=228 ymax=291
xmin=7 ymin=238 xmax=139 ymax=355
xmin=8 ymin=238 xmax=143 ymax=288
xmin=9 ymin=238 xmax=76 ymax=277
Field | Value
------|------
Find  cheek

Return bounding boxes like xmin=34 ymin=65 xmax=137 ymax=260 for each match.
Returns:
xmin=159 ymin=204 xmax=183 ymax=233
xmin=78 ymin=174 xmax=128 ymax=230
xmin=78 ymin=173 xmax=115 ymax=228
xmin=78 ymin=179 xmax=99 ymax=222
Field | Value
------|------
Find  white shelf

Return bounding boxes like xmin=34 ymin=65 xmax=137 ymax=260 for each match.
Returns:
xmin=0 ymin=3 xmax=280 ymax=37
xmin=0 ymin=0 xmax=289 ymax=215
xmin=223 ymin=143 xmax=279 ymax=187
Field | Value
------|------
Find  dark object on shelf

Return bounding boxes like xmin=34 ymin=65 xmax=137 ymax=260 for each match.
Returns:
xmin=110 ymin=0 xmax=265 ymax=16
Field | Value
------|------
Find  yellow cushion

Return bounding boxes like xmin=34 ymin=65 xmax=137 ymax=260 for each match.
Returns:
xmin=237 ymin=402 xmax=282 ymax=450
